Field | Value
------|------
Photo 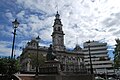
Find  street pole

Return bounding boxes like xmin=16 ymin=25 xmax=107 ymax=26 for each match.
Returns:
xmin=87 ymin=40 xmax=93 ymax=74
xmin=11 ymin=19 xmax=19 ymax=59
xmin=11 ymin=28 xmax=16 ymax=59
xmin=36 ymin=41 xmax=39 ymax=76
xmin=36 ymin=36 xmax=40 ymax=77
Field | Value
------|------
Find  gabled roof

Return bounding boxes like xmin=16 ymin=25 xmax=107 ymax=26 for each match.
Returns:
xmin=73 ymin=44 xmax=82 ymax=52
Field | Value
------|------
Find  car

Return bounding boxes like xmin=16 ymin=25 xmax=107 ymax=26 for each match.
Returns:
xmin=95 ymin=76 xmax=105 ymax=80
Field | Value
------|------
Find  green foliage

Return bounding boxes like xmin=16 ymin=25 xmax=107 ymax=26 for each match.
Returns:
xmin=114 ymin=39 xmax=120 ymax=69
xmin=0 ymin=58 xmax=20 ymax=75
xmin=29 ymin=53 xmax=46 ymax=67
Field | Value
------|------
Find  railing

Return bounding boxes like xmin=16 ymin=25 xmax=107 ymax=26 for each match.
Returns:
xmin=20 ymin=64 xmax=89 ymax=74
xmin=61 ymin=64 xmax=88 ymax=74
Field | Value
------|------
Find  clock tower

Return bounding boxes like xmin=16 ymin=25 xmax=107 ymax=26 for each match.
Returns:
xmin=51 ymin=11 xmax=65 ymax=51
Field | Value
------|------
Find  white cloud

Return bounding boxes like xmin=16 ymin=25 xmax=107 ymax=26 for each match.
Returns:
xmin=8 ymin=0 xmax=120 ymax=51
xmin=17 ymin=11 xmax=25 ymax=19
xmin=17 ymin=13 xmax=54 ymax=41
xmin=0 ymin=41 xmax=12 ymax=56
xmin=0 ymin=41 xmax=22 ymax=57
xmin=2 ymin=0 xmax=120 ymax=58
xmin=0 ymin=25 xmax=13 ymax=38
xmin=5 ymin=11 xmax=14 ymax=21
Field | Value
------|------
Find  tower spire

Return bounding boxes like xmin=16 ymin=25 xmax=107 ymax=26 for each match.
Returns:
xmin=51 ymin=11 xmax=65 ymax=51
xmin=53 ymin=11 xmax=62 ymax=26
xmin=55 ymin=11 xmax=60 ymax=19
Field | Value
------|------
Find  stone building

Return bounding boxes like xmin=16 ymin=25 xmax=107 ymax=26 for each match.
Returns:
xmin=20 ymin=12 xmax=84 ymax=73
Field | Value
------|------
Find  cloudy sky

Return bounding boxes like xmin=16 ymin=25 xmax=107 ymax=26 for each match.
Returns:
xmin=0 ymin=0 xmax=119 ymax=59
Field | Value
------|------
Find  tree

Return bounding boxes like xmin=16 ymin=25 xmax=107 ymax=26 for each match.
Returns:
xmin=29 ymin=53 xmax=46 ymax=68
xmin=0 ymin=58 xmax=8 ymax=75
xmin=114 ymin=39 xmax=120 ymax=69
xmin=0 ymin=57 xmax=20 ymax=75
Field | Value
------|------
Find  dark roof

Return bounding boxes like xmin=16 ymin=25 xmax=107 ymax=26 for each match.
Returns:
xmin=73 ymin=44 xmax=82 ymax=51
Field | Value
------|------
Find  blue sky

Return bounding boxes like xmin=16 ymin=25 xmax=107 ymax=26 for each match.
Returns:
xmin=0 ymin=0 xmax=120 ymax=59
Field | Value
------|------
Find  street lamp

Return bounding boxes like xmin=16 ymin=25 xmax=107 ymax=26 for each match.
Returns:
xmin=11 ymin=19 xmax=19 ymax=59
xmin=36 ymin=36 xmax=40 ymax=76
xmin=87 ymin=40 xmax=93 ymax=74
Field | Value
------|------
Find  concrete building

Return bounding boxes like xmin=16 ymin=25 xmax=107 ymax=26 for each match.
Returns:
xmin=83 ymin=41 xmax=114 ymax=74
xmin=20 ymin=12 xmax=84 ymax=73
xmin=20 ymin=11 xmax=114 ymax=75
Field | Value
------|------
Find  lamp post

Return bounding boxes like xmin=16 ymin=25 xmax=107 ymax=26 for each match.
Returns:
xmin=11 ymin=19 xmax=19 ymax=59
xmin=87 ymin=40 xmax=93 ymax=74
xmin=36 ymin=36 xmax=40 ymax=77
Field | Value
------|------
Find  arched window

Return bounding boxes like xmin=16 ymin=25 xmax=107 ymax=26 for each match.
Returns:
xmin=58 ymin=27 xmax=60 ymax=31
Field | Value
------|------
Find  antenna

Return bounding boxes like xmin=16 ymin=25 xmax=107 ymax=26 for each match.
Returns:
xmin=75 ymin=35 xmax=79 ymax=45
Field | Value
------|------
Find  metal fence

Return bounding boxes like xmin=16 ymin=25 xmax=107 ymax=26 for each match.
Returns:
xmin=61 ymin=64 xmax=88 ymax=74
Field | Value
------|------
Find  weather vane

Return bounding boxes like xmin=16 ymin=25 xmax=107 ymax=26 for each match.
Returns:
xmin=55 ymin=2 xmax=59 ymax=12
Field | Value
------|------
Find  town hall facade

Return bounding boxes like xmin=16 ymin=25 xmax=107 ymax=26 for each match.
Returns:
xmin=20 ymin=11 xmax=84 ymax=73
xmin=20 ymin=11 xmax=114 ymax=75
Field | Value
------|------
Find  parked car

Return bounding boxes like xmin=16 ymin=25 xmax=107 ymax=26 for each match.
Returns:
xmin=95 ymin=76 xmax=105 ymax=80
